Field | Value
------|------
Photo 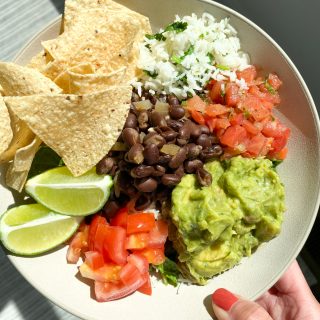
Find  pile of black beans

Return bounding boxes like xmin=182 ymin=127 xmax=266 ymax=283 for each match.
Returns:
xmin=96 ymin=90 xmax=223 ymax=215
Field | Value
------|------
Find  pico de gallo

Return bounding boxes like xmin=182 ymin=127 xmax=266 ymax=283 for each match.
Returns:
xmin=187 ymin=65 xmax=290 ymax=160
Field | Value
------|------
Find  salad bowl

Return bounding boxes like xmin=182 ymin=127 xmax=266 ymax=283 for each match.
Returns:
xmin=1 ymin=0 xmax=319 ymax=319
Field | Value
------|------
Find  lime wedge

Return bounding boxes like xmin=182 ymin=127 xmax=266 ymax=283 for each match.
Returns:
xmin=0 ymin=203 xmax=82 ymax=255
xmin=25 ymin=166 xmax=113 ymax=216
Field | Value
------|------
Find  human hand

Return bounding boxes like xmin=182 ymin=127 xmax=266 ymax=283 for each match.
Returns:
xmin=211 ymin=260 xmax=320 ymax=320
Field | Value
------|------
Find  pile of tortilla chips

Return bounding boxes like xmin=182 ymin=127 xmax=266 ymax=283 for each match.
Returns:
xmin=0 ymin=0 xmax=151 ymax=192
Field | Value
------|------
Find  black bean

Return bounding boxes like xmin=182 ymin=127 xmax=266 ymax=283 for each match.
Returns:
xmin=169 ymin=105 xmax=185 ymax=120
xmin=177 ymin=138 xmax=188 ymax=146
xmin=197 ymin=134 xmax=212 ymax=149
xmin=184 ymin=159 xmax=203 ymax=173
xmin=143 ymin=143 xmax=160 ymax=165
xmin=167 ymin=94 xmax=180 ymax=106
xmin=96 ymin=157 xmax=114 ymax=175
xmin=138 ymin=111 xmax=149 ymax=129
xmin=167 ymin=119 xmax=184 ymax=131
xmin=199 ymin=125 xmax=210 ymax=135
xmin=124 ymin=113 xmax=138 ymax=129
xmin=130 ymin=165 xmax=154 ymax=178
xmin=135 ymin=194 xmax=152 ymax=211
xmin=158 ymin=154 xmax=172 ymax=165
xmin=122 ymin=128 xmax=140 ymax=147
xmin=103 ymin=201 xmax=120 ymax=219
xmin=178 ymin=123 xmax=191 ymax=140
xmin=159 ymin=128 xmax=178 ymax=141
xmin=135 ymin=177 xmax=158 ymax=192
xmin=209 ymin=135 xmax=220 ymax=144
xmin=174 ymin=165 xmax=185 ymax=178
xmin=126 ymin=143 xmax=144 ymax=164
xmin=144 ymin=133 xmax=166 ymax=148
xmin=196 ymin=167 xmax=212 ymax=187
xmin=169 ymin=147 xmax=187 ymax=169
xmin=186 ymin=143 xmax=202 ymax=159
xmin=153 ymin=165 xmax=166 ymax=178
xmin=161 ymin=174 xmax=181 ymax=186
xmin=146 ymin=93 xmax=158 ymax=105
xmin=190 ymin=123 xmax=202 ymax=139
xmin=114 ymin=171 xmax=132 ymax=197
xmin=200 ymin=144 xmax=223 ymax=160
xmin=118 ymin=160 xmax=132 ymax=172
xmin=150 ymin=111 xmax=167 ymax=127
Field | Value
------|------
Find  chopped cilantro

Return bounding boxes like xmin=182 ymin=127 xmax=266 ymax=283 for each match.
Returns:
xmin=199 ymin=34 xmax=204 ymax=39
xmin=243 ymin=109 xmax=251 ymax=119
xmin=145 ymin=33 xmax=166 ymax=41
xmin=220 ymin=90 xmax=226 ymax=98
xmin=144 ymin=69 xmax=158 ymax=79
xmin=207 ymin=52 xmax=214 ymax=64
xmin=164 ymin=21 xmax=188 ymax=33
xmin=171 ymin=55 xmax=183 ymax=64
xmin=153 ymin=258 xmax=180 ymax=287
xmin=264 ymin=80 xmax=276 ymax=94
xmin=272 ymin=159 xmax=283 ymax=168
xmin=216 ymin=64 xmax=230 ymax=70
xmin=184 ymin=45 xmax=195 ymax=56
xmin=145 ymin=43 xmax=151 ymax=50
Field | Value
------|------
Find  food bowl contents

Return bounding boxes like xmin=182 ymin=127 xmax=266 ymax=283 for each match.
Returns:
xmin=0 ymin=0 xmax=291 ymax=303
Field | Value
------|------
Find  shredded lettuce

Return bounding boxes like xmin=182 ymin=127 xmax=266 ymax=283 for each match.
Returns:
xmin=153 ymin=258 xmax=180 ymax=287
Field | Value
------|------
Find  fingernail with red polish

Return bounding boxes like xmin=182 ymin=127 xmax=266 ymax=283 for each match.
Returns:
xmin=212 ymin=288 xmax=238 ymax=311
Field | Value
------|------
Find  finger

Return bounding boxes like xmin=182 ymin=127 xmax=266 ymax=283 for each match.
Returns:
xmin=212 ymin=288 xmax=273 ymax=320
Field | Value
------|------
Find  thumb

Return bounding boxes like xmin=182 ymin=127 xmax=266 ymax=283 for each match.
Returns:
xmin=212 ymin=288 xmax=273 ymax=320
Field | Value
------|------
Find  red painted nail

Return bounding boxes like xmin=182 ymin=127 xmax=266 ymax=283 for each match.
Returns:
xmin=212 ymin=288 xmax=239 ymax=311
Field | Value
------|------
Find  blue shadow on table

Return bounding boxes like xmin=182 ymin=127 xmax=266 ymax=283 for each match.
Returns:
xmin=0 ymin=248 xmax=75 ymax=320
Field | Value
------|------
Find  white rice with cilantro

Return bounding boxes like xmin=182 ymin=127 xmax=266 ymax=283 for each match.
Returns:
xmin=133 ymin=13 xmax=250 ymax=99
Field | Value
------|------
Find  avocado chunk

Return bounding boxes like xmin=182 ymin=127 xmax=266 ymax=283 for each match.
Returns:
xmin=170 ymin=156 xmax=285 ymax=284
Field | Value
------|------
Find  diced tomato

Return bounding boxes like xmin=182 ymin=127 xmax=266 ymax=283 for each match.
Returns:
xmin=251 ymin=84 xmax=281 ymax=105
xmin=138 ymin=273 xmax=152 ymax=296
xmin=225 ymin=83 xmax=240 ymax=107
xmin=127 ymin=253 xmax=149 ymax=274
xmin=267 ymin=73 xmax=282 ymax=90
xmin=126 ymin=233 xmax=150 ymax=250
xmin=240 ymin=95 xmax=271 ymax=121
xmin=186 ymin=95 xmax=206 ymax=112
xmin=215 ymin=118 xmax=231 ymax=130
xmin=220 ymin=125 xmax=247 ymax=148
xmin=229 ymin=112 xmax=245 ymax=126
xmin=148 ymin=220 xmax=168 ymax=248
xmin=103 ymin=225 xmax=128 ymax=265
xmin=269 ymin=147 xmax=288 ymax=160
xmin=79 ymin=262 xmax=121 ymax=282
xmin=271 ymin=135 xmax=288 ymax=153
xmin=262 ymin=120 xmax=290 ymax=139
xmin=205 ymin=104 xmax=230 ymax=117
xmin=209 ymin=81 xmax=225 ymax=104
xmin=85 ymin=251 xmax=105 ymax=270
xmin=205 ymin=117 xmax=217 ymax=132
xmin=242 ymin=119 xmax=260 ymax=135
xmin=94 ymin=223 xmax=108 ymax=254
xmin=190 ymin=109 xmax=205 ymax=125
xmin=236 ymin=66 xmax=257 ymax=83
xmin=66 ymin=225 xmax=89 ymax=264
xmin=94 ymin=274 xmax=148 ymax=302
xmin=246 ymin=133 xmax=270 ymax=156
xmin=136 ymin=247 xmax=166 ymax=265
xmin=127 ymin=213 xmax=155 ymax=234
xmin=119 ymin=262 xmax=141 ymax=286
xmin=110 ymin=207 xmax=128 ymax=229
xmin=88 ymin=215 xmax=108 ymax=251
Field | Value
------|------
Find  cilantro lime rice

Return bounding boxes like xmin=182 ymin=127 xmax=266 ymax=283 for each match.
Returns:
xmin=134 ymin=13 xmax=250 ymax=99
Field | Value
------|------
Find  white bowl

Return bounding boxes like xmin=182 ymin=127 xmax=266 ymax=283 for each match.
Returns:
xmin=1 ymin=1 xmax=319 ymax=319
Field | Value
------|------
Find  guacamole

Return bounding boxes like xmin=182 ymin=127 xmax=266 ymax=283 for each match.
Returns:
xmin=170 ymin=156 xmax=285 ymax=285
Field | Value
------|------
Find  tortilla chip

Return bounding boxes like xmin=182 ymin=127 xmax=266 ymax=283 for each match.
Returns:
xmin=27 ymin=50 xmax=53 ymax=72
xmin=4 ymin=87 xmax=132 ymax=176
xmin=68 ymin=67 xmax=126 ymax=94
xmin=54 ymin=63 xmax=95 ymax=93
xmin=0 ymin=97 xmax=13 ymax=155
xmin=0 ymin=62 xmax=62 ymax=95
xmin=5 ymin=137 xmax=42 ymax=192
